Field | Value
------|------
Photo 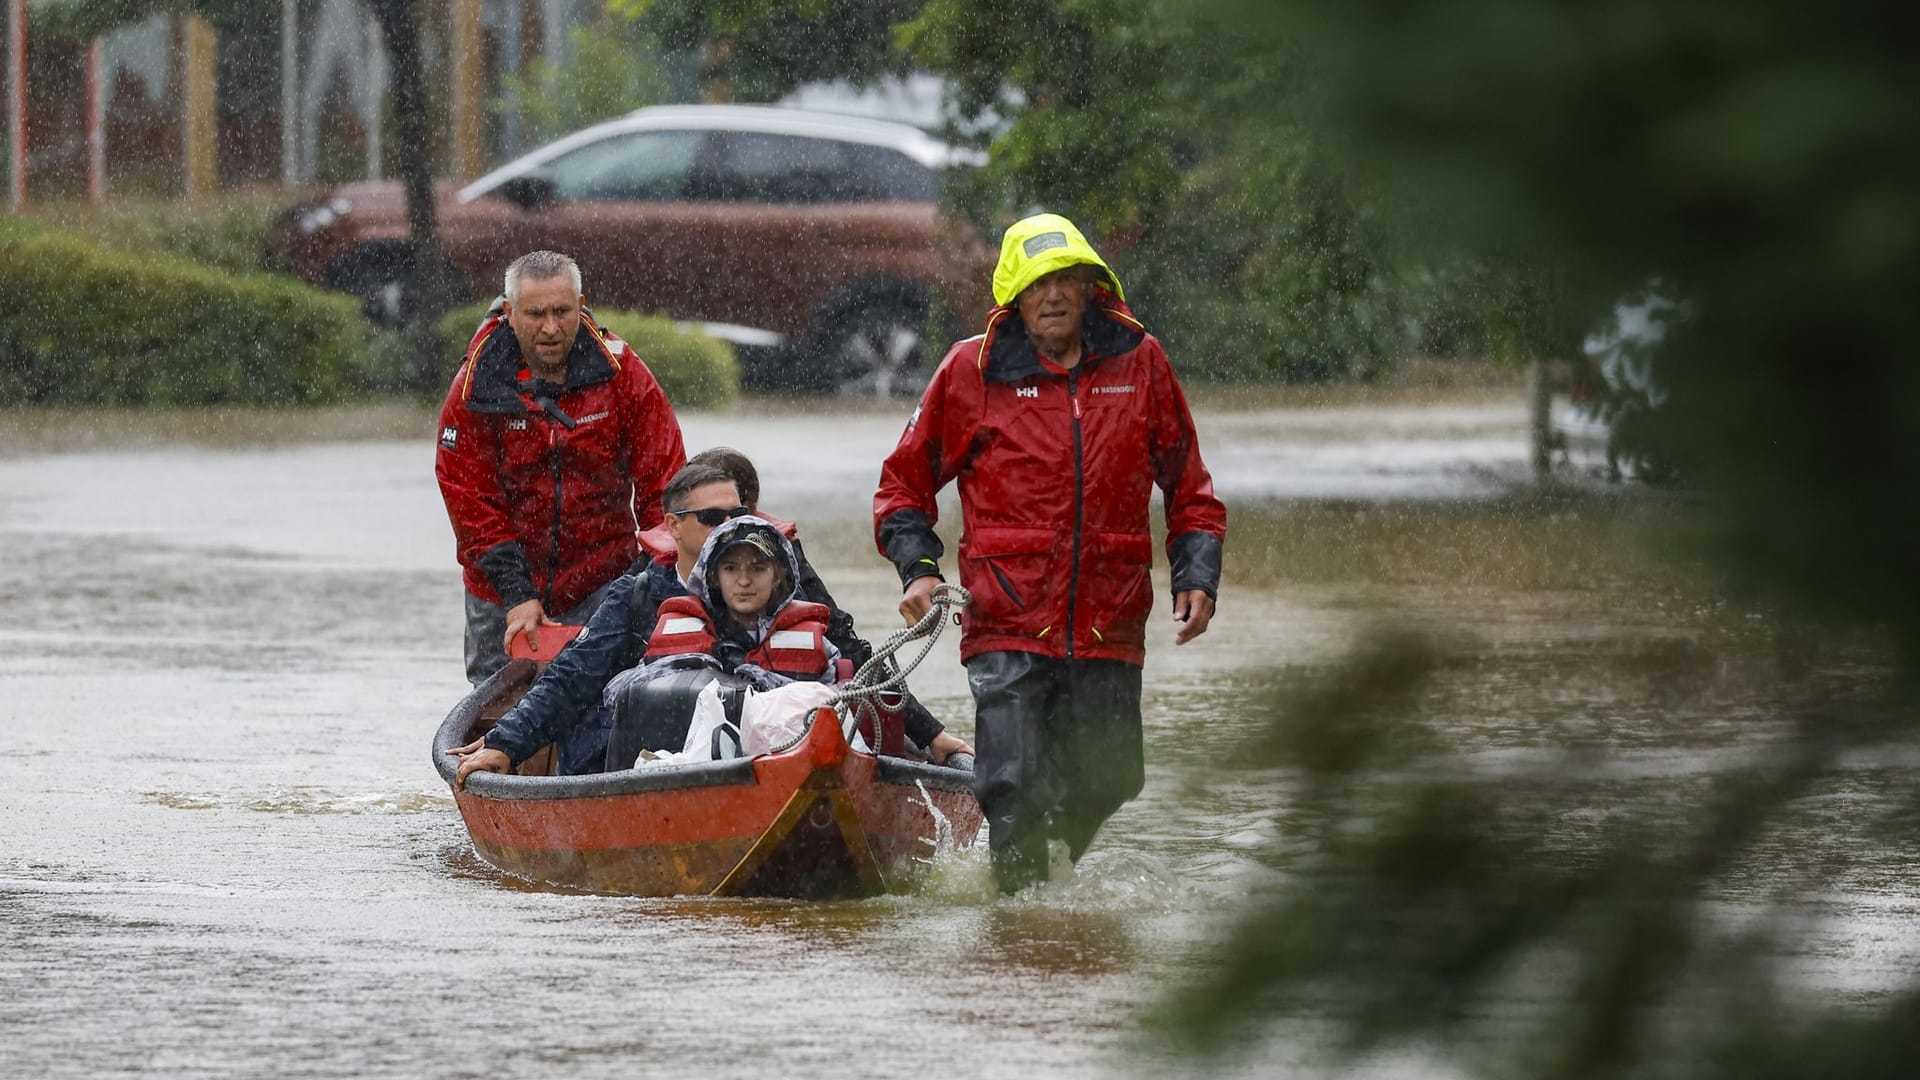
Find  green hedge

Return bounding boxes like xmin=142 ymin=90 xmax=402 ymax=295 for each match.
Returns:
xmin=435 ymin=302 xmax=740 ymax=410
xmin=0 ymin=221 xmax=372 ymax=406
xmin=25 ymin=192 xmax=289 ymax=276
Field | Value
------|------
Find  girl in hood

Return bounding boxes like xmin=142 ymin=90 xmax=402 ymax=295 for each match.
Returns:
xmin=647 ymin=514 xmax=840 ymax=686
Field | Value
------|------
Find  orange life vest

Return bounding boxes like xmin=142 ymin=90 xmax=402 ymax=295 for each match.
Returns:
xmin=645 ymin=595 xmax=907 ymax=756
xmin=645 ymin=594 xmax=832 ymax=679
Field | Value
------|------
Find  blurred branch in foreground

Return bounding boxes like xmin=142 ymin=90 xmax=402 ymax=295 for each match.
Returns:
xmin=1199 ymin=0 xmax=1920 ymax=645
xmin=1149 ymin=2 xmax=1920 ymax=1069
xmin=1158 ymin=627 xmax=1919 ymax=1079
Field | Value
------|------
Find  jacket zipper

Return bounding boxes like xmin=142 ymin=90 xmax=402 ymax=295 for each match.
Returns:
xmin=546 ymin=420 xmax=562 ymax=608
xmin=1066 ymin=369 xmax=1084 ymax=659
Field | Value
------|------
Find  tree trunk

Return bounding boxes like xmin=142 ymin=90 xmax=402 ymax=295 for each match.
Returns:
xmin=366 ymin=0 xmax=457 ymax=391
xmin=1528 ymin=355 xmax=1553 ymax=478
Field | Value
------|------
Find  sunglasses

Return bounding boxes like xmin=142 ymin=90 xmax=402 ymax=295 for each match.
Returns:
xmin=669 ymin=505 xmax=751 ymax=528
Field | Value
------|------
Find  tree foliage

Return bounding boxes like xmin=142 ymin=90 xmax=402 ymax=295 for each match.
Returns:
xmin=500 ymin=19 xmax=673 ymax=140
xmin=612 ymin=0 xmax=917 ymax=101
xmin=364 ymin=0 xmax=460 ymax=390
xmin=901 ymin=0 xmax=1187 ymax=233
xmin=1224 ymin=0 xmax=1920 ymax=657
xmin=613 ymin=0 xmax=1424 ymax=379
xmin=1157 ymin=1 xmax=1920 ymax=1074
xmin=903 ymin=0 xmax=1406 ymax=379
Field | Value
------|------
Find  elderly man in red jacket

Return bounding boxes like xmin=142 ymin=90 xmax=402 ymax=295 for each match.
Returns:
xmin=436 ymin=250 xmax=686 ymax=684
xmin=874 ymin=213 xmax=1227 ymax=892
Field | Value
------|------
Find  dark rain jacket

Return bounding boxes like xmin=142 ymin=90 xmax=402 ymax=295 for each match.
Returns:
xmin=874 ymin=292 xmax=1227 ymax=666
xmin=435 ymin=309 xmax=685 ymax=613
xmin=481 ymin=554 xmax=682 ymax=766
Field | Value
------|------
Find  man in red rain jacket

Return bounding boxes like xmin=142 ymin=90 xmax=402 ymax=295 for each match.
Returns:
xmin=874 ymin=213 xmax=1227 ymax=893
xmin=436 ymin=250 xmax=686 ymax=684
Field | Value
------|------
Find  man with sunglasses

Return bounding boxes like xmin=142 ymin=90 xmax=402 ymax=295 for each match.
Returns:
xmin=450 ymin=461 xmax=970 ymax=786
xmin=450 ymin=461 xmax=740 ymax=783
xmin=638 ymin=445 xmax=854 ymax=658
xmin=671 ymin=504 xmax=738 ymax=528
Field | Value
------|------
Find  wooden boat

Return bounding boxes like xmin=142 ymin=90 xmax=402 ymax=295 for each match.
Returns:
xmin=432 ymin=658 xmax=984 ymax=898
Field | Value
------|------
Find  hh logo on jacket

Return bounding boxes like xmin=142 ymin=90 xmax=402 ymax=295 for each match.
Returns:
xmin=1016 ymin=386 xmax=1039 ymax=399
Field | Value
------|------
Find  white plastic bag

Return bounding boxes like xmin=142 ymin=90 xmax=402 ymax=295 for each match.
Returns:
xmin=739 ymin=682 xmax=836 ymax=758
xmin=678 ymin=681 xmax=742 ymax=761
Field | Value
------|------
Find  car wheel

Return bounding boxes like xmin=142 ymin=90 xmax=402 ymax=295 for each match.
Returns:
xmin=816 ymin=299 xmax=931 ymax=399
xmin=332 ymin=247 xmax=412 ymax=327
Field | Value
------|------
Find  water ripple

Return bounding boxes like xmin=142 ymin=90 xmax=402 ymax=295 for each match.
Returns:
xmin=140 ymin=787 xmax=452 ymax=815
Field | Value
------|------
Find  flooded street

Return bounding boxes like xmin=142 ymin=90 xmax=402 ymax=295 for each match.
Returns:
xmin=2 ymin=393 xmax=1914 ymax=1079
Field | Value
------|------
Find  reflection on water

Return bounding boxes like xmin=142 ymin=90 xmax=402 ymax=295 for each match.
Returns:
xmin=976 ymin=905 xmax=1141 ymax=978
xmin=0 ymin=404 xmax=1913 ymax=1078
xmin=142 ymin=788 xmax=453 ymax=815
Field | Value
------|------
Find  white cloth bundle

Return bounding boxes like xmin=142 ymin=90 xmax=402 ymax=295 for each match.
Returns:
xmin=738 ymin=681 xmax=837 ymax=757
xmin=634 ymin=681 xmax=855 ymax=766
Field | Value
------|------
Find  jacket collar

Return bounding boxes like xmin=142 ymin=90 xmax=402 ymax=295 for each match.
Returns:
xmin=465 ymin=310 xmax=618 ymax=413
xmin=979 ymin=292 xmax=1147 ymax=384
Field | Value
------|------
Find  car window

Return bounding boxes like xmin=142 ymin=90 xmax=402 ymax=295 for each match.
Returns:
xmin=699 ymin=132 xmax=866 ymax=204
xmin=540 ymin=130 xmax=705 ymax=202
xmin=839 ymin=143 xmax=937 ymax=201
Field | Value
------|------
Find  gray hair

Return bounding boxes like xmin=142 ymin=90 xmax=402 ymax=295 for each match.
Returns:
xmin=503 ymin=250 xmax=582 ymax=303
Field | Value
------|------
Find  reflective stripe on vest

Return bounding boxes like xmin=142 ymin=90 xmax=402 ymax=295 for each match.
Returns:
xmin=758 ymin=624 xmax=826 ymax=677
xmin=645 ymin=596 xmax=832 ymax=680
xmin=749 ymin=600 xmax=832 ymax=677
xmin=645 ymin=596 xmax=718 ymax=659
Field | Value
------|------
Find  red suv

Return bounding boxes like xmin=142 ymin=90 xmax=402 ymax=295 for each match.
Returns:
xmin=272 ymin=104 xmax=992 ymax=396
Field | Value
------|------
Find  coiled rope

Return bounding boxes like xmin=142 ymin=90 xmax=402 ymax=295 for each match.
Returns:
xmin=765 ymin=583 xmax=970 ymax=755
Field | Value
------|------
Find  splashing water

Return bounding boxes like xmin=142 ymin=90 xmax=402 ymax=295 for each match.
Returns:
xmin=912 ymin=778 xmax=955 ymax=860
xmin=904 ymin=780 xmax=1001 ymax=903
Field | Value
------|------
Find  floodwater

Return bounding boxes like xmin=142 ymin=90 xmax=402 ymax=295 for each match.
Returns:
xmin=2 ymin=393 xmax=1914 ymax=1079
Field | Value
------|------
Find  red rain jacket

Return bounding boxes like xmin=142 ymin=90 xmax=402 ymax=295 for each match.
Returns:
xmin=874 ymin=294 xmax=1226 ymax=665
xmin=436 ymin=310 xmax=685 ymax=613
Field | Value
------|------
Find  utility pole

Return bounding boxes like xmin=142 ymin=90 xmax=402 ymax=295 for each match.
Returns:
xmin=448 ymin=0 xmax=482 ymax=182
xmin=6 ymin=0 xmax=23 ymax=210
xmin=180 ymin=12 xmax=218 ymax=197
xmin=281 ymin=0 xmax=298 ymax=184
xmin=501 ymin=0 xmax=521 ymax=158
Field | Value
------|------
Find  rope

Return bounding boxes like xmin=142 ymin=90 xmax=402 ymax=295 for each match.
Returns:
xmin=765 ymin=583 xmax=970 ymax=756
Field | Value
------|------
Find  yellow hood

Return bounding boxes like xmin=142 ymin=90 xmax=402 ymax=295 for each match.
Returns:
xmin=990 ymin=213 xmax=1124 ymax=307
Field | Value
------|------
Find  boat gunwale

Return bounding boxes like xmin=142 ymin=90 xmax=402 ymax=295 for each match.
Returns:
xmin=433 ymin=659 xmax=978 ymax=803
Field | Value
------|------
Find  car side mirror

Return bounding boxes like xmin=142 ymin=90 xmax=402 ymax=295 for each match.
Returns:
xmin=498 ymin=175 xmax=555 ymax=211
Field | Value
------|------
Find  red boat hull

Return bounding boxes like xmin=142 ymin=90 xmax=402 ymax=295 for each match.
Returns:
xmin=435 ymin=662 xmax=982 ymax=897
